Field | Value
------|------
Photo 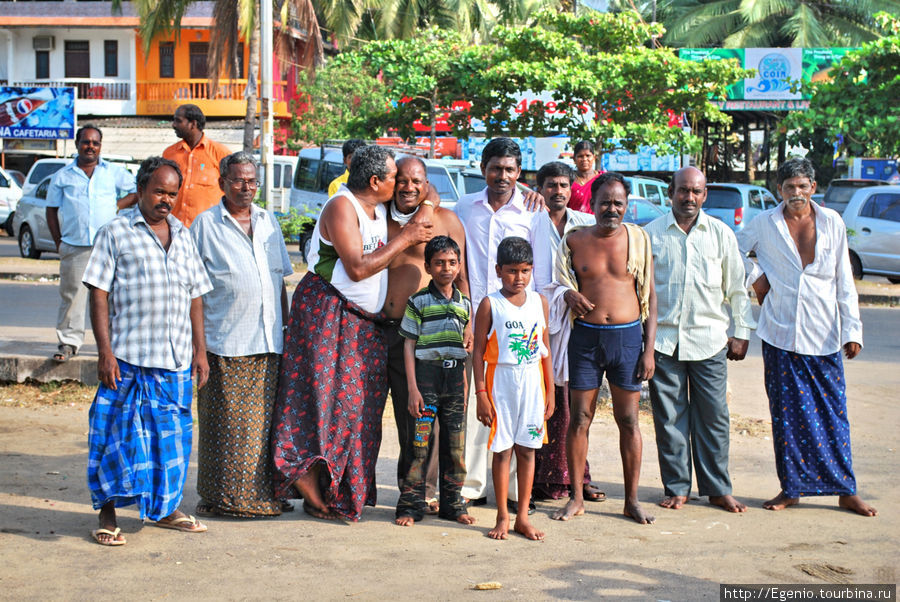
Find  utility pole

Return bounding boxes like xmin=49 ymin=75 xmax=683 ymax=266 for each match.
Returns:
xmin=259 ymin=0 xmax=275 ymax=212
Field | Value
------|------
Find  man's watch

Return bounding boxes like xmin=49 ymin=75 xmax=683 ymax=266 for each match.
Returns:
xmin=420 ymin=200 xmax=434 ymax=207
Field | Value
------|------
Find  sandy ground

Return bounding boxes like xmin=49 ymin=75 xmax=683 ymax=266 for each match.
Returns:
xmin=0 ymin=351 xmax=898 ymax=601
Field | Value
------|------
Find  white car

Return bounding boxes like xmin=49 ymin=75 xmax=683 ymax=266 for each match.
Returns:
xmin=843 ymin=185 xmax=900 ymax=283
xmin=11 ymin=175 xmax=56 ymax=259
xmin=0 ymin=165 xmax=24 ymax=236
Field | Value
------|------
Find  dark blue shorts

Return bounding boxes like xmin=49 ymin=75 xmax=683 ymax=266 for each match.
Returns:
xmin=568 ymin=319 xmax=643 ymax=392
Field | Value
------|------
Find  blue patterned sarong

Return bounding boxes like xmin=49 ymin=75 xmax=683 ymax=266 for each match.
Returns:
xmin=87 ymin=360 xmax=193 ymax=521
xmin=762 ymin=342 xmax=856 ymax=498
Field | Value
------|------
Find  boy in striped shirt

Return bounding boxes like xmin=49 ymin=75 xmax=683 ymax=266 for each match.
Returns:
xmin=396 ymin=236 xmax=475 ymax=527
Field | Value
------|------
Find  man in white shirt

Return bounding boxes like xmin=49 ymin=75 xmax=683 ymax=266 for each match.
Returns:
xmin=531 ymin=161 xmax=604 ymax=503
xmin=737 ymin=157 xmax=876 ymax=517
xmin=645 ymin=167 xmax=755 ymax=513
xmin=455 ymin=138 xmax=554 ymax=510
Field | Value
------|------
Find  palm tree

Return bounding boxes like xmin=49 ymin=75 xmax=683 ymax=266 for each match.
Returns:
xmin=655 ymin=0 xmax=900 ymax=48
xmin=117 ymin=0 xmax=323 ymax=152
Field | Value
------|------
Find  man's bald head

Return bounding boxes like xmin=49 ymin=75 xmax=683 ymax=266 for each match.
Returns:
xmin=395 ymin=156 xmax=429 ymax=211
xmin=669 ymin=166 xmax=706 ymax=197
xmin=669 ymin=166 xmax=708 ymax=228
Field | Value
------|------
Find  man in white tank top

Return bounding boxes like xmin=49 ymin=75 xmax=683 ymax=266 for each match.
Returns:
xmin=272 ymin=146 xmax=434 ymax=522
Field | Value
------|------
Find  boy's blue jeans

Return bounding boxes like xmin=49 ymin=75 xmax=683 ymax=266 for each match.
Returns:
xmin=396 ymin=359 xmax=468 ymax=521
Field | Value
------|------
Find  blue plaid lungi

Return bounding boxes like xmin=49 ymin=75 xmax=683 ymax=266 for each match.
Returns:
xmin=762 ymin=342 xmax=857 ymax=499
xmin=87 ymin=359 xmax=193 ymax=521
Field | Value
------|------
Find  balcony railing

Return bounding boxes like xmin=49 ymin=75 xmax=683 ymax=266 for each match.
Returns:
xmin=14 ymin=78 xmax=131 ymax=100
xmin=137 ymin=79 xmax=288 ymax=103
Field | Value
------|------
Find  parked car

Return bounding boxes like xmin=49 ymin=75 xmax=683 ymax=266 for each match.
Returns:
xmin=823 ymin=178 xmax=891 ymax=216
xmin=625 ymin=175 xmax=670 ymax=210
xmin=624 ymin=197 xmax=666 ymax=227
xmin=0 ymin=165 xmax=24 ymax=236
xmin=7 ymin=169 xmax=26 ymax=187
xmin=255 ymin=155 xmax=296 ymax=212
xmin=11 ymin=175 xmax=56 ymax=259
xmin=703 ymin=183 xmax=778 ymax=232
xmin=22 ymin=158 xmax=69 ymax=197
xmin=841 ymin=185 xmax=900 ymax=283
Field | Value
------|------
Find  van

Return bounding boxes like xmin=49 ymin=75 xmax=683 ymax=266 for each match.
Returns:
xmin=255 ymin=155 xmax=296 ymax=212
xmin=625 ymin=175 xmax=670 ymax=209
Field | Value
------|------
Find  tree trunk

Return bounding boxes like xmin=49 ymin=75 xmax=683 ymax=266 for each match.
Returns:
xmin=243 ymin=4 xmax=260 ymax=153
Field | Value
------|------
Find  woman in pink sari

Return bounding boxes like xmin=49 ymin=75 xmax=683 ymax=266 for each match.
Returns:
xmin=567 ymin=141 xmax=602 ymax=214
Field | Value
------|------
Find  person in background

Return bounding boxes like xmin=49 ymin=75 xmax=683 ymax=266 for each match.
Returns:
xmin=328 ymin=139 xmax=368 ymax=198
xmin=567 ymin=141 xmax=602 ymax=214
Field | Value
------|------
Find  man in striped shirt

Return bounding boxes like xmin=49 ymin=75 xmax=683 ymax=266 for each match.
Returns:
xmin=644 ymin=166 xmax=755 ymax=514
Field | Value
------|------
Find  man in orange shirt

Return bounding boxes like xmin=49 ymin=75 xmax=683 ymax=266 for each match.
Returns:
xmin=163 ymin=104 xmax=233 ymax=227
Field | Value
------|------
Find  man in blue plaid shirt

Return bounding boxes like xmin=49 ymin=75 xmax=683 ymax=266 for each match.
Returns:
xmin=82 ymin=156 xmax=213 ymax=546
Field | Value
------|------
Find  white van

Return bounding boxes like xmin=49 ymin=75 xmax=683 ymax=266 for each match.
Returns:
xmin=254 ymin=155 xmax=296 ymax=212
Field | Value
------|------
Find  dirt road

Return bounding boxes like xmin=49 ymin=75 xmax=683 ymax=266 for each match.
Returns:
xmin=1 ymin=349 xmax=897 ymax=600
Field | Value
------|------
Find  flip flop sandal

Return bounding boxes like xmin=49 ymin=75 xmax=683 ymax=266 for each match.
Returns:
xmin=584 ymin=484 xmax=607 ymax=502
xmin=194 ymin=503 xmax=222 ymax=518
xmin=280 ymin=500 xmax=295 ymax=513
xmin=91 ymin=527 xmax=126 ymax=546
xmin=53 ymin=345 xmax=76 ymax=363
xmin=154 ymin=515 xmax=207 ymax=533
xmin=425 ymin=498 xmax=440 ymax=515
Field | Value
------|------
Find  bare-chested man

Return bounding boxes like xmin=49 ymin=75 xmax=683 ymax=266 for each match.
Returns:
xmin=549 ymin=172 xmax=658 ymax=524
xmin=383 ymin=156 xmax=471 ymax=525
xmin=737 ymin=157 xmax=876 ymax=517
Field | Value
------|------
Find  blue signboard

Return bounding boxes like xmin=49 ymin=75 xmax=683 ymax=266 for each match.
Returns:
xmin=0 ymin=87 xmax=76 ymax=140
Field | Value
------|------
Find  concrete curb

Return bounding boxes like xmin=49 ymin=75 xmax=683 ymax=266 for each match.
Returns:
xmin=0 ymin=354 xmax=98 ymax=386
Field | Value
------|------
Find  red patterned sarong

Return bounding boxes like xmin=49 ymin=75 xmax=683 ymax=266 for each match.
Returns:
xmin=271 ymin=272 xmax=387 ymax=521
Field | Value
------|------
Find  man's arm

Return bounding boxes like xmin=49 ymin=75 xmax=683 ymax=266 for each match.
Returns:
xmin=833 ymin=218 xmax=863 ymax=358
xmin=404 ymin=337 xmax=425 ymax=418
xmin=443 ymin=209 xmax=470 ymax=297
xmin=539 ymin=294 xmax=555 ymax=421
xmin=321 ymin=195 xmax=432 ymax=282
xmin=116 ymin=193 xmax=137 ymax=210
xmin=735 ymin=217 xmax=769 ymax=302
xmin=190 ymin=296 xmax=209 ymax=389
xmin=89 ymin=286 xmax=120 ymax=390
xmin=472 ymin=298 xmax=495 ymax=428
xmin=637 ymin=261 xmax=657 ymax=381
xmin=46 ymin=207 xmax=61 ymax=251
xmin=530 ymin=211 xmax=554 ymax=292
xmin=281 ymin=281 xmax=289 ymax=324
xmin=722 ymin=230 xmax=754 ymax=361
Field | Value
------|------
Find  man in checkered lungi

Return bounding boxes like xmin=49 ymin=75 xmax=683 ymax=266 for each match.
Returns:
xmin=82 ymin=156 xmax=214 ymax=546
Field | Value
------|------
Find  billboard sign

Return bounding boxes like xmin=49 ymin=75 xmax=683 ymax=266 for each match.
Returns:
xmin=679 ymin=48 xmax=854 ymax=110
xmin=0 ymin=87 xmax=76 ymax=139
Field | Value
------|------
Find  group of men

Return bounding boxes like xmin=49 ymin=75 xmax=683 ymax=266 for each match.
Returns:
xmin=44 ymin=121 xmax=875 ymax=544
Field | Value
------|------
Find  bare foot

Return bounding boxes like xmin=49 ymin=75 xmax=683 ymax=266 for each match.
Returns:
xmin=762 ymin=491 xmax=799 ymax=511
xmin=294 ymin=468 xmax=331 ymax=517
xmin=455 ymin=514 xmax=476 ymax=525
xmin=624 ymin=500 xmax=655 ymax=524
xmin=551 ymin=498 xmax=585 ymax=521
xmin=710 ymin=494 xmax=747 ymax=513
xmin=659 ymin=495 xmax=688 ymax=509
xmin=93 ymin=502 xmax=125 ymax=545
xmin=394 ymin=515 xmax=415 ymax=526
xmin=514 ymin=517 xmax=545 ymax=541
xmin=839 ymin=495 xmax=877 ymax=517
xmin=488 ymin=514 xmax=510 ymax=540
xmin=302 ymin=501 xmax=338 ymax=520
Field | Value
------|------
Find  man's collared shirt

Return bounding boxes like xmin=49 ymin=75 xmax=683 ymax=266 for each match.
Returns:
xmin=645 ymin=210 xmax=755 ymax=361
xmin=45 ymin=159 xmax=136 ymax=247
xmin=454 ymin=186 xmax=553 ymax=311
xmin=191 ymin=201 xmax=293 ymax=357
xmin=163 ymin=134 xmax=233 ymax=228
xmin=550 ymin=208 xmax=595 ymax=250
xmin=737 ymin=201 xmax=862 ymax=355
xmin=82 ymin=207 xmax=213 ymax=371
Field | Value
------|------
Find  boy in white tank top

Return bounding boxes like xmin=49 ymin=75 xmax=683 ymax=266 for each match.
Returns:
xmin=473 ymin=237 xmax=555 ymax=541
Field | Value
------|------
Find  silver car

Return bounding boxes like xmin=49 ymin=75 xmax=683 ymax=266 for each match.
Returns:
xmin=842 ymin=185 xmax=900 ymax=283
xmin=11 ymin=175 xmax=56 ymax=259
xmin=703 ymin=183 xmax=779 ymax=232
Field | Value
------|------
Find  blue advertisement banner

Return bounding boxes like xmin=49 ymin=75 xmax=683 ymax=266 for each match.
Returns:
xmin=0 ymin=87 xmax=76 ymax=140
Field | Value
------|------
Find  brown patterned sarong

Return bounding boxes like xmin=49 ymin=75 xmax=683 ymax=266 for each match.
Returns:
xmin=534 ymin=385 xmax=592 ymax=500
xmin=197 ymin=352 xmax=282 ymax=517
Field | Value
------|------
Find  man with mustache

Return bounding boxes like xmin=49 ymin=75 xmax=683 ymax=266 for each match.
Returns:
xmin=644 ymin=166 xmax=754 ymax=513
xmin=454 ymin=138 xmax=555 ymax=512
xmin=83 ymin=156 xmax=213 ymax=545
xmin=549 ymin=172 xmax=658 ymax=524
xmin=532 ymin=161 xmax=604 ymax=503
xmin=46 ymin=124 xmax=137 ymax=363
xmin=383 ymin=156 xmax=470 ymax=520
xmin=737 ymin=157 xmax=876 ymax=517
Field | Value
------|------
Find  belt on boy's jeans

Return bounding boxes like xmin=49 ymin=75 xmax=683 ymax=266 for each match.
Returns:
xmin=420 ymin=359 xmax=461 ymax=369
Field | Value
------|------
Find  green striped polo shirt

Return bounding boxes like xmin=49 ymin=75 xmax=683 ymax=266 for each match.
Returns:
xmin=399 ymin=281 xmax=471 ymax=361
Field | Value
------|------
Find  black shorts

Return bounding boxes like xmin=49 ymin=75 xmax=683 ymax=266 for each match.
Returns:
xmin=568 ymin=319 xmax=643 ymax=392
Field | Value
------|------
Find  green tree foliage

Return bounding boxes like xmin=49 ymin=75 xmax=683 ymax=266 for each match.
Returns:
xmin=657 ymin=0 xmax=900 ymax=48
xmin=289 ymin=61 xmax=388 ymax=146
xmin=462 ymin=10 xmax=748 ymax=154
xmin=783 ymin=13 xmax=900 ymax=159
